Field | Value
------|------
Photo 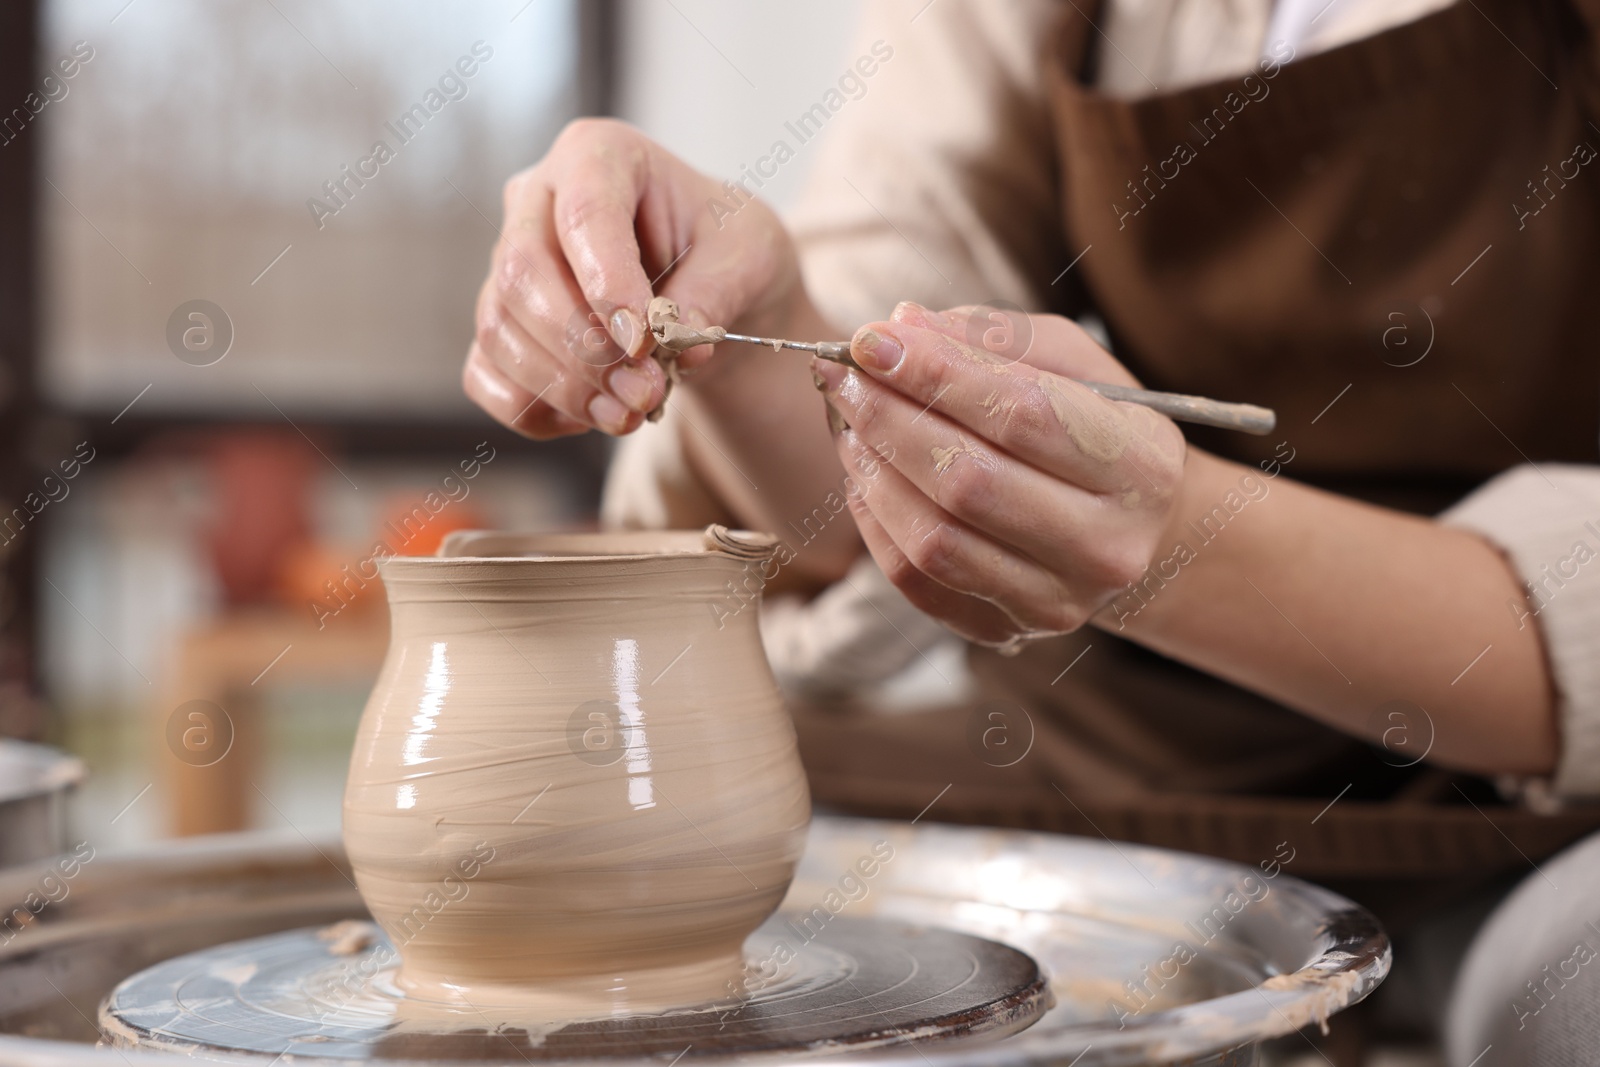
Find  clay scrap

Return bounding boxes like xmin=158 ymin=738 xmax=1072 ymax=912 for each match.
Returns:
xmin=642 ymin=297 xmax=727 ymax=422
xmin=701 ymin=523 xmax=780 ymax=561
xmin=646 ymin=296 xmax=727 ymax=353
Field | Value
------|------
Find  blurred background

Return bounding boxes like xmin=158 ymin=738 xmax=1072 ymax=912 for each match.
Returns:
xmin=0 ymin=0 xmax=863 ymax=848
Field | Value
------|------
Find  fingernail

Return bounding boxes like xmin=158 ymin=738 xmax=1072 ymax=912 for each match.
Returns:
xmin=812 ymin=358 xmax=846 ymax=392
xmin=608 ymin=362 xmax=659 ymax=412
xmin=608 ymin=308 xmax=644 ymax=357
xmin=588 ymin=393 xmax=632 ymax=434
xmin=852 ymin=328 xmax=903 ymax=373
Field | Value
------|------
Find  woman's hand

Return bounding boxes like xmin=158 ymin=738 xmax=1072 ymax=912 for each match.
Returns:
xmin=463 ymin=118 xmax=803 ymax=439
xmin=813 ymin=303 xmax=1187 ymax=647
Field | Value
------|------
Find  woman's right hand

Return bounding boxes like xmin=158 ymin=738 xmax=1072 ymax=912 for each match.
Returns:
xmin=462 ymin=118 xmax=803 ymax=439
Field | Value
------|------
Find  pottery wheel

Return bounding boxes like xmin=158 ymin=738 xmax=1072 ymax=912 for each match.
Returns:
xmin=98 ymin=914 xmax=1050 ymax=1059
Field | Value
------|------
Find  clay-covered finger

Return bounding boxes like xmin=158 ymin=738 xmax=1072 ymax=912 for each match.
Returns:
xmin=832 ymin=426 xmax=1084 ymax=636
xmin=545 ymin=121 xmax=660 ymax=358
xmin=815 ymin=361 xmax=1164 ymax=581
xmin=492 ymin=172 xmax=666 ymax=415
xmin=469 ymin=302 xmax=640 ymax=437
xmin=846 ymin=320 xmax=1183 ymax=495
xmin=889 ymin=302 xmax=1142 ymax=389
xmin=478 ymin=278 xmax=662 ymax=424
xmin=840 ymin=481 xmax=1019 ymax=647
xmin=463 ymin=345 xmax=590 ymax=440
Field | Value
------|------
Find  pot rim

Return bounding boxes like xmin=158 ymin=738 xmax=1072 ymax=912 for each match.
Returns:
xmin=426 ymin=526 xmax=776 ymax=564
xmin=375 ymin=527 xmax=780 ymax=601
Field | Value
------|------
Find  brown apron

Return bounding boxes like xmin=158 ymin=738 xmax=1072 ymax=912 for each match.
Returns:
xmin=794 ymin=0 xmax=1600 ymax=919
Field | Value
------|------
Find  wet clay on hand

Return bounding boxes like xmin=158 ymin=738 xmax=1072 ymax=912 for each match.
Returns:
xmin=342 ymin=528 xmax=811 ymax=1019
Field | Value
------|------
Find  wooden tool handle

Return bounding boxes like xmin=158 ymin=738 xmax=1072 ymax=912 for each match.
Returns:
xmin=1082 ymin=381 xmax=1277 ymax=435
xmin=723 ymin=333 xmax=1278 ymax=436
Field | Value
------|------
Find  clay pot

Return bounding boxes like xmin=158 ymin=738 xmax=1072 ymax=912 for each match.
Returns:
xmin=342 ymin=528 xmax=811 ymax=1015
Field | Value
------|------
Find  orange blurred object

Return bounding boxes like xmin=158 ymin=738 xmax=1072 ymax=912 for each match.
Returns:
xmin=275 ymin=494 xmax=486 ymax=623
xmin=377 ymin=493 xmax=485 ymax=558
xmin=276 ymin=541 xmax=381 ymax=620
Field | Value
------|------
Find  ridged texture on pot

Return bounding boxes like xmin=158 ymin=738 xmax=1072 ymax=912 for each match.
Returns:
xmin=343 ymin=539 xmax=811 ymax=1013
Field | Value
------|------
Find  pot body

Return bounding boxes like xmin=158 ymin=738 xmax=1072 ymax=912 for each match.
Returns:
xmin=342 ymin=536 xmax=811 ymax=1012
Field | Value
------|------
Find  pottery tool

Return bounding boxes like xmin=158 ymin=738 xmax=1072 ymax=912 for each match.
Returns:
xmin=644 ymin=298 xmax=1276 ymax=436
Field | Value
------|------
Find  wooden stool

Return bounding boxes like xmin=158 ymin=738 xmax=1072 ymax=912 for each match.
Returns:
xmin=156 ymin=607 xmax=387 ymax=837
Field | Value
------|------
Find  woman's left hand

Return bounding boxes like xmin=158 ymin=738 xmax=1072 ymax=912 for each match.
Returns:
xmin=812 ymin=302 xmax=1187 ymax=648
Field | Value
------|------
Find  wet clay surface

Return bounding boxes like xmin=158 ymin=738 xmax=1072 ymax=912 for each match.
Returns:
xmin=341 ymin=532 xmax=811 ymax=1017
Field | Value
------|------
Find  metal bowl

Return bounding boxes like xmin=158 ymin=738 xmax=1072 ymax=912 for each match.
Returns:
xmin=0 ymin=816 xmax=1386 ymax=1066
xmin=0 ymin=740 xmax=83 ymax=868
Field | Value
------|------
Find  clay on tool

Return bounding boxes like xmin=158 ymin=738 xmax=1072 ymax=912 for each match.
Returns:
xmin=647 ymin=296 xmax=727 ymax=353
xmin=642 ymin=297 xmax=727 ymax=421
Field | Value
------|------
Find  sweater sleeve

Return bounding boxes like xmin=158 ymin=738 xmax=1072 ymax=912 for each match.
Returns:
xmin=1440 ymin=464 xmax=1600 ymax=800
xmin=786 ymin=0 xmax=1070 ymax=330
xmin=605 ymin=1 xmax=1064 ymax=694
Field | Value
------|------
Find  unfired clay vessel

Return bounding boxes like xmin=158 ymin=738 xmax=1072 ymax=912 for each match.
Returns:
xmin=343 ymin=528 xmax=811 ymax=1015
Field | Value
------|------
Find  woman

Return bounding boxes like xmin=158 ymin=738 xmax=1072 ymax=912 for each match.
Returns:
xmin=463 ymin=0 xmax=1600 ymax=1055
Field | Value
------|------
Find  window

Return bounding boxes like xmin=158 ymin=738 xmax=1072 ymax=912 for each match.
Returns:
xmin=40 ymin=0 xmax=586 ymax=419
